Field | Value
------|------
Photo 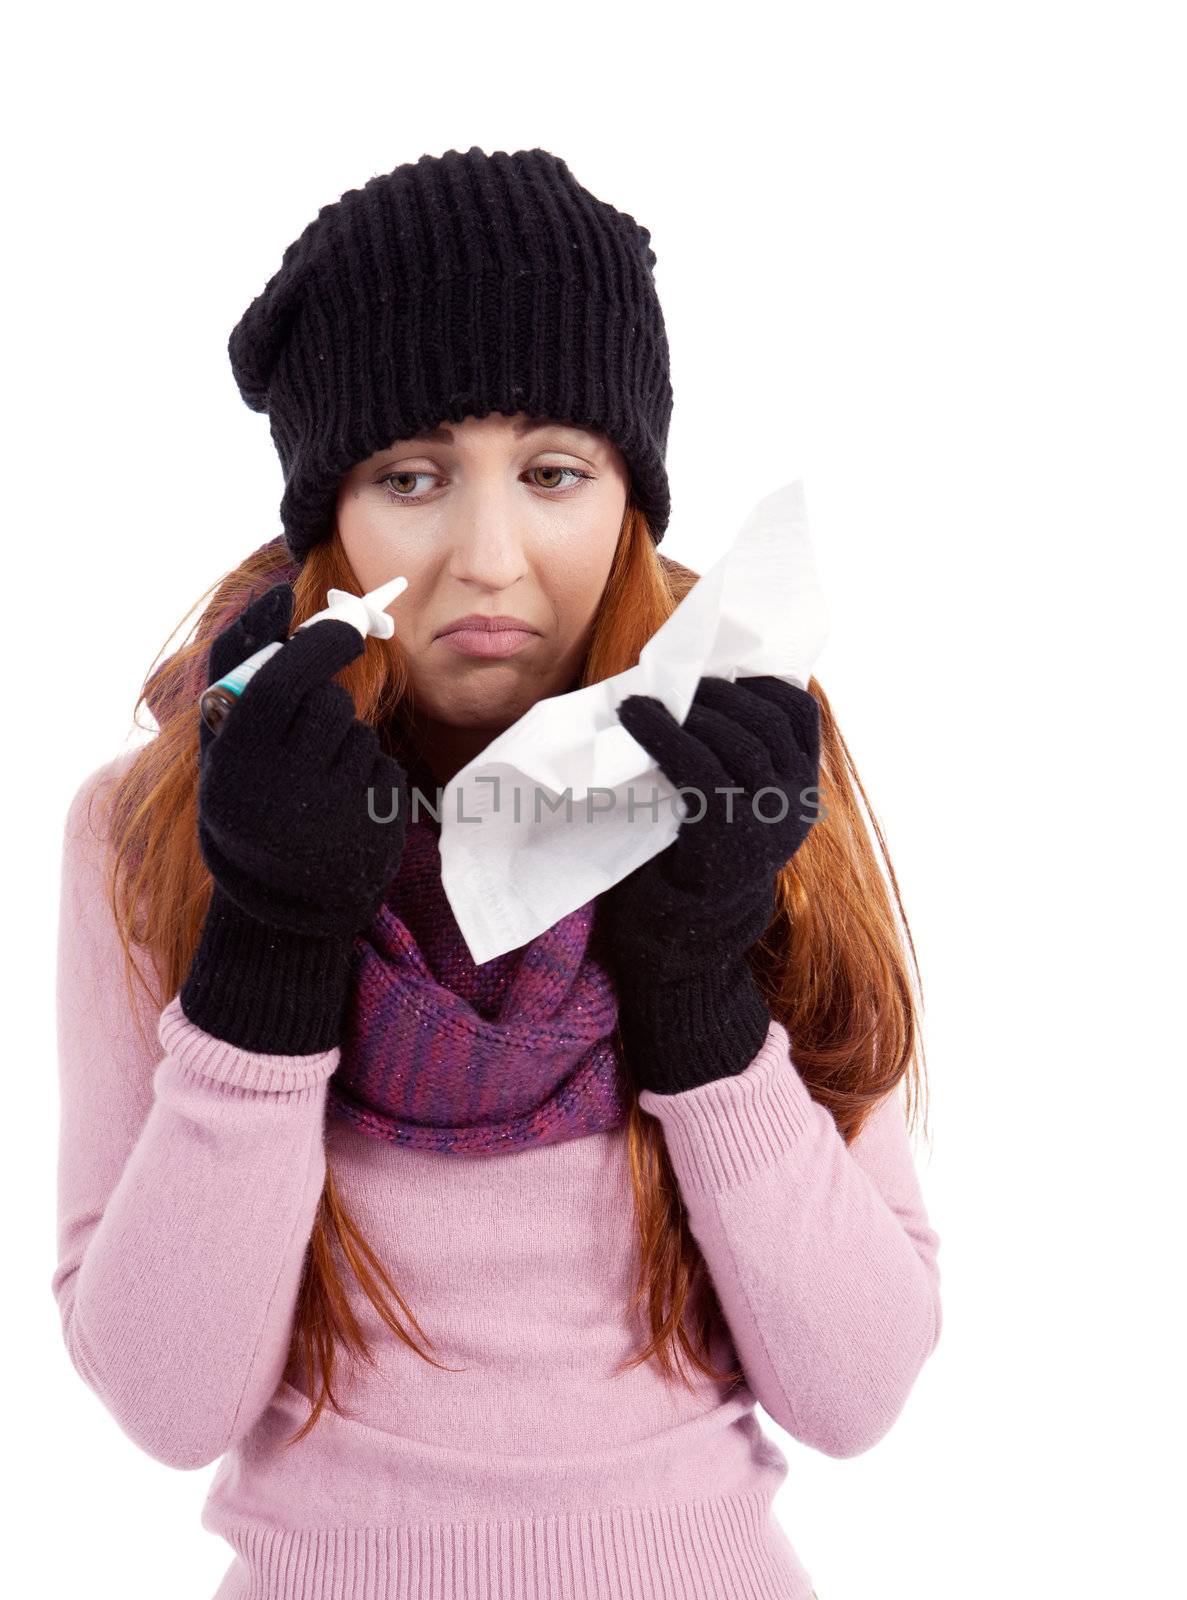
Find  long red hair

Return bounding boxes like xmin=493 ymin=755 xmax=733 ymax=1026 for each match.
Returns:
xmin=97 ymin=494 xmax=930 ymax=1445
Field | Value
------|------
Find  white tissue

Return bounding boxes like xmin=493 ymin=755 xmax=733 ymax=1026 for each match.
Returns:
xmin=436 ymin=479 xmax=830 ymax=964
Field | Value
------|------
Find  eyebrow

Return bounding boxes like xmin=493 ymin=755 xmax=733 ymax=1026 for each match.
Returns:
xmin=403 ymin=417 xmax=598 ymax=447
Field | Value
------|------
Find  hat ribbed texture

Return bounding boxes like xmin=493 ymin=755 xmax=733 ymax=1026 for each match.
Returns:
xmin=228 ymin=146 xmax=673 ymax=562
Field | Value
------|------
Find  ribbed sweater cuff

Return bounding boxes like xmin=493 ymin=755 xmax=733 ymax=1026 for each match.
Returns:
xmin=178 ymin=886 xmax=354 ymax=1055
xmin=158 ymin=993 xmax=340 ymax=1095
xmin=637 ymin=1018 xmax=817 ymax=1194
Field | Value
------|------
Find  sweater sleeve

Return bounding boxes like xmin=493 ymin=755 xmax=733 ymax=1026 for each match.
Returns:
xmin=637 ymin=1017 xmax=942 ymax=1459
xmin=50 ymin=754 xmax=340 ymax=1471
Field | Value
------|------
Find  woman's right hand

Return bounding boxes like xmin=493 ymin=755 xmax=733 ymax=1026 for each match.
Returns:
xmin=195 ymin=581 xmax=409 ymax=940
xmin=180 ymin=581 xmax=409 ymax=1055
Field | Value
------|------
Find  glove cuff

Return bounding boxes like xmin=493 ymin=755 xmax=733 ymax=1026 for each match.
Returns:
xmin=179 ymin=884 xmax=355 ymax=1054
xmin=615 ymin=960 xmax=772 ymax=1096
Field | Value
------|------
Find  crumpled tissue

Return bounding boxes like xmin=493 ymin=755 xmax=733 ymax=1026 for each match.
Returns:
xmin=435 ymin=479 xmax=830 ymax=964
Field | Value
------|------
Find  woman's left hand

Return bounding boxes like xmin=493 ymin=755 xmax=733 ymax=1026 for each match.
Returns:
xmin=598 ymin=674 xmax=821 ymax=1095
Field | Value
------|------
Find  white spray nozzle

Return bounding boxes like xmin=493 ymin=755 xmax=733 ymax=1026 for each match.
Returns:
xmin=300 ymin=573 xmax=409 ymax=641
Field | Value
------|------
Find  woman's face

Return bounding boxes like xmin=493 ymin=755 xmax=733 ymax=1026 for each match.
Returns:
xmin=336 ymin=411 xmax=629 ymax=782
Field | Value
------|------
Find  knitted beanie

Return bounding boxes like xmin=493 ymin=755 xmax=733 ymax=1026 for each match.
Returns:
xmin=227 ymin=145 xmax=674 ymax=563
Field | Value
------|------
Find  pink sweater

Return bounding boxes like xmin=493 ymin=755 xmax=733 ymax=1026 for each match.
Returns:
xmin=52 ymin=750 xmax=942 ymax=1600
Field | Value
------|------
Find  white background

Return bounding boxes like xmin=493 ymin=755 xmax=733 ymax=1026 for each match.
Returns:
xmin=6 ymin=3 xmax=1183 ymax=1596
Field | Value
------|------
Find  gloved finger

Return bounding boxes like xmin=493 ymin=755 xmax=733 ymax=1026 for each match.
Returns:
xmin=680 ymin=698 xmax=776 ymax=797
xmin=614 ymin=694 xmax=679 ymax=766
xmin=328 ymin=718 xmax=389 ymax=793
xmin=690 ymin=676 xmax=811 ymax=784
xmin=616 ymin=693 xmax=735 ymax=812
xmin=206 ymin=582 xmax=295 ymax=687
xmin=227 ymin=618 xmax=366 ymax=747
xmin=735 ymin=677 xmax=821 ymax=770
xmin=281 ymin=677 xmax=363 ymax=767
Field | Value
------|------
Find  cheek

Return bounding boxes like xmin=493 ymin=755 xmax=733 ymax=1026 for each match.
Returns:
xmin=336 ymin=488 xmax=417 ymax=578
xmin=338 ymin=511 xmax=430 ymax=620
xmin=561 ymin=571 xmax=609 ymax=631
xmin=554 ymin=539 xmax=618 ymax=630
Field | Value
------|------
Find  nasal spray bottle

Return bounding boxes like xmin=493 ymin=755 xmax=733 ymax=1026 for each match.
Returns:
xmin=198 ymin=574 xmax=409 ymax=735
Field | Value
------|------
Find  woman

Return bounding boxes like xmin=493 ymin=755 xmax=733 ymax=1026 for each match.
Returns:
xmin=52 ymin=146 xmax=940 ymax=1600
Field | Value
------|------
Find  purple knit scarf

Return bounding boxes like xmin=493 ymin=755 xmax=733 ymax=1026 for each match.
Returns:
xmin=326 ymin=760 xmax=631 ymax=1157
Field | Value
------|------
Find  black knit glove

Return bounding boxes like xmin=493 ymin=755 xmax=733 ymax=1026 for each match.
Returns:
xmin=598 ymin=674 xmax=821 ymax=1095
xmin=180 ymin=582 xmax=410 ymax=1054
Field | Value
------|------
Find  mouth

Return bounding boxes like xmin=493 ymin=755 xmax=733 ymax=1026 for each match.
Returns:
xmin=433 ymin=614 xmax=541 ymax=659
xmin=436 ymin=627 xmax=540 ymax=659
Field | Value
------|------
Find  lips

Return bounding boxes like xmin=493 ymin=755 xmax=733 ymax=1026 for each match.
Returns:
xmin=435 ymin=614 xmax=539 ymax=638
xmin=436 ymin=625 xmax=539 ymax=659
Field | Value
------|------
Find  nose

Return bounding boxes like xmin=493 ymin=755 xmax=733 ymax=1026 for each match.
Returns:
xmin=445 ymin=497 xmax=531 ymax=591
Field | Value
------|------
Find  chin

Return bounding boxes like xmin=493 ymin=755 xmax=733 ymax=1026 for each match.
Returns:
xmin=419 ymin=656 xmax=568 ymax=725
xmin=437 ymin=684 xmax=537 ymax=731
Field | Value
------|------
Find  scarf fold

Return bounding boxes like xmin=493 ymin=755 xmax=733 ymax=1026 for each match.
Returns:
xmin=326 ymin=749 xmax=630 ymax=1156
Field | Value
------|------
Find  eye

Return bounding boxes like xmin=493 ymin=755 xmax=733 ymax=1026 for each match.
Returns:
xmin=378 ymin=471 xmax=436 ymax=501
xmin=377 ymin=465 xmax=594 ymax=503
xmin=528 ymin=465 xmax=593 ymax=493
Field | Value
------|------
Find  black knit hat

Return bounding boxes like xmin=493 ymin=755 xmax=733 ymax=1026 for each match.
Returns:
xmin=228 ymin=146 xmax=674 ymax=564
